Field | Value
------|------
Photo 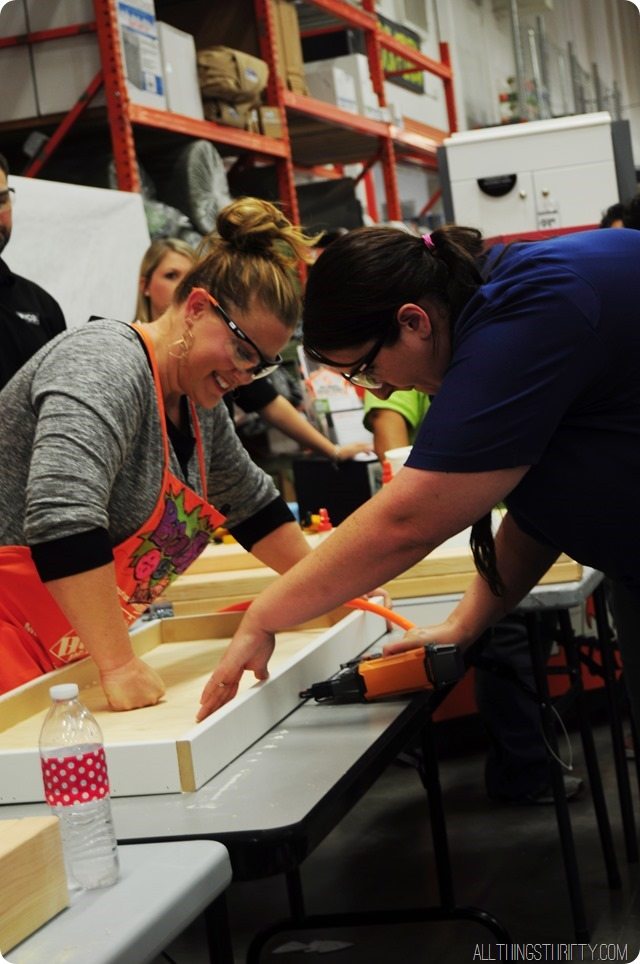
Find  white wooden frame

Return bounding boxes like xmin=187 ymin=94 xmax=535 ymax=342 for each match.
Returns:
xmin=0 ymin=608 xmax=386 ymax=803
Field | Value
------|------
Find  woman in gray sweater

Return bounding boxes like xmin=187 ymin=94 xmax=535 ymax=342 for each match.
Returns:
xmin=0 ymin=197 xmax=316 ymax=712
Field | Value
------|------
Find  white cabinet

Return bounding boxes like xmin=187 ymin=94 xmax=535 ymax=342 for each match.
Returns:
xmin=439 ymin=112 xmax=628 ymax=236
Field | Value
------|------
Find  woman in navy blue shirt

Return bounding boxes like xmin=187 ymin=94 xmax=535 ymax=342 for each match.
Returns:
xmin=198 ymin=225 xmax=640 ymax=723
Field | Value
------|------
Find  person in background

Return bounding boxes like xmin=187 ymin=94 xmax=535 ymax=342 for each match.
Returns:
xmin=599 ymin=202 xmax=625 ymax=229
xmin=199 ymin=224 xmax=640 ymax=748
xmin=0 ymin=152 xmax=66 ymax=390
xmin=599 ymin=193 xmax=640 ymax=231
xmin=363 ymin=387 xmax=429 ymax=461
xmin=364 ymin=387 xmax=578 ymax=804
xmin=0 ymin=197 xmax=317 ymax=710
xmin=135 ymin=236 xmax=197 ymax=324
xmin=136 ymin=236 xmax=372 ymax=464
xmin=622 ymin=193 xmax=640 ymax=230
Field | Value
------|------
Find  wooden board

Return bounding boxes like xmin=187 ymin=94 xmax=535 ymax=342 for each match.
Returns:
xmin=0 ymin=608 xmax=386 ymax=803
xmin=162 ymin=534 xmax=583 ymax=608
xmin=0 ymin=816 xmax=69 ymax=953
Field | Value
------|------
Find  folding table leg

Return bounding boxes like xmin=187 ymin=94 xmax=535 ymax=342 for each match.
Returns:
xmin=592 ymin=583 xmax=639 ymax=862
xmin=526 ymin=611 xmax=589 ymax=942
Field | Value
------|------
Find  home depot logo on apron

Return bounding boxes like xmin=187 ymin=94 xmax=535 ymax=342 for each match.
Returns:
xmin=0 ymin=323 xmax=225 ymax=692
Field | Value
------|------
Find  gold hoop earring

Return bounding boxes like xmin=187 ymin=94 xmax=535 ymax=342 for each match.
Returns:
xmin=169 ymin=325 xmax=194 ymax=360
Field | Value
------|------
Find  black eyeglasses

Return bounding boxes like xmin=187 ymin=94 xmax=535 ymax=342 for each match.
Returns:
xmin=305 ymin=326 xmax=389 ymax=390
xmin=197 ymin=288 xmax=283 ymax=380
xmin=0 ymin=188 xmax=15 ymax=211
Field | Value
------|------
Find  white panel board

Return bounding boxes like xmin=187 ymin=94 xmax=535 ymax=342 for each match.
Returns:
xmin=5 ymin=176 xmax=150 ymax=329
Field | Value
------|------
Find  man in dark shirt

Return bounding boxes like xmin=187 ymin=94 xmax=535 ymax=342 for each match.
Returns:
xmin=0 ymin=153 xmax=66 ymax=390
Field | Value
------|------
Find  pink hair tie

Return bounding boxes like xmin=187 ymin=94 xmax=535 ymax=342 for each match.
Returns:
xmin=422 ymin=232 xmax=435 ymax=250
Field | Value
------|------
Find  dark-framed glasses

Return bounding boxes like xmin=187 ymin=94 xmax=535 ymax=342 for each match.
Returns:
xmin=305 ymin=326 xmax=389 ymax=390
xmin=197 ymin=287 xmax=283 ymax=380
xmin=0 ymin=188 xmax=15 ymax=211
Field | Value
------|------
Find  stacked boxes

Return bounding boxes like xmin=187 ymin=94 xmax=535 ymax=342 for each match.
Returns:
xmin=272 ymin=0 xmax=308 ymax=95
xmin=0 ymin=0 xmax=167 ymax=119
xmin=304 ymin=64 xmax=358 ymax=114
xmin=112 ymin=0 xmax=166 ymax=109
xmin=304 ymin=53 xmax=383 ymax=120
xmin=157 ymin=22 xmax=203 ymax=119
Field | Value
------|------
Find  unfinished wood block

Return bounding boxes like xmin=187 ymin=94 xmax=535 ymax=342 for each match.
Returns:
xmin=0 ymin=816 xmax=69 ymax=954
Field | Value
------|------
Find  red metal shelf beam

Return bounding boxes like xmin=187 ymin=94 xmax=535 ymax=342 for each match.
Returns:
xmin=303 ymin=0 xmax=377 ymax=31
xmin=23 ymin=71 xmax=104 ymax=179
xmin=128 ymin=104 xmax=288 ymax=159
xmin=284 ymin=90 xmax=387 ymax=137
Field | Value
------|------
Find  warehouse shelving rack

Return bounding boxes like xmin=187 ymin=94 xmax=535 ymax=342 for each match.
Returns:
xmin=1 ymin=0 xmax=456 ymax=224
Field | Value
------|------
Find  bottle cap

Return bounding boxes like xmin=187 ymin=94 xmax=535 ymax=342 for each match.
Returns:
xmin=49 ymin=683 xmax=79 ymax=701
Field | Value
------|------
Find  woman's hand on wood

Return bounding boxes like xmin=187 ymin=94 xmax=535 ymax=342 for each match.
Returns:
xmin=197 ymin=623 xmax=275 ymax=722
xmin=100 ymin=656 xmax=165 ymax=711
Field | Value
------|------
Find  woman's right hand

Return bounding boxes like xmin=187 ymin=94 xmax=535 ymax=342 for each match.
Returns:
xmin=382 ymin=619 xmax=472 ymax=657
xmin=100 ymin=656 xmax=165 ymax=711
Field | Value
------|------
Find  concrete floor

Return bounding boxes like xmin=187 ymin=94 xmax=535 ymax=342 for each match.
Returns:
xmin=154 ymin=712 xmax=640 ymax=963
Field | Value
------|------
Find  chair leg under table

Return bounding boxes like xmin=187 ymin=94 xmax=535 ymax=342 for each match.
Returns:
xmin=204 ymin=891 xmax=235 ymax=964
xmin=556 ymin=609 xmax=621 ymax=889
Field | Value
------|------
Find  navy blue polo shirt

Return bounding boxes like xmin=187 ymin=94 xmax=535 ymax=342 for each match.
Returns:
xmin=407 ymin=228 xmax=640 ymax=590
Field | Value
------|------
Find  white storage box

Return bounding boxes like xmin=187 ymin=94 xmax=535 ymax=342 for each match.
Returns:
xmin=304 ymin=63 xmax=358 ymax=114
xmin=157 ymin=21 xmax=203 ymax=119
xmin=331 ymin=53 xmax=383 ymax=120
xmin=116 ymin=0 xmax=166 ymax=109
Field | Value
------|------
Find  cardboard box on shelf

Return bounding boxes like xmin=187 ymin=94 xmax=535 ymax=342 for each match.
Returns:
xmin=304 ymin=64 xmax=358 ymax=114
xmin=259 ymin=105 xmax=283 ymax=139
xmin=203 ymin=99 xmax=253 ymax=129
xmin=158 ymin=21 xmax=203 ymax=119
xmin=273 ymin=0 xmax=308 ymax=95
xmin=247 ymin=108 xmax=261 ymax=134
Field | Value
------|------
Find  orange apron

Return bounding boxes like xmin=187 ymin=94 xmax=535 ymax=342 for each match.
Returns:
xmin=0 ymin=323 xmax=225 ymax=693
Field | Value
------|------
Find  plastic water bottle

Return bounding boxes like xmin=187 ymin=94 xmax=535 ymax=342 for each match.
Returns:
xmin=39 ymin=683 xmax=120 ymax=890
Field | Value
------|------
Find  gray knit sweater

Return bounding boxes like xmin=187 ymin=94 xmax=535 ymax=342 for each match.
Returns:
xmin=0 ymin=319 xmax=280 ymax=548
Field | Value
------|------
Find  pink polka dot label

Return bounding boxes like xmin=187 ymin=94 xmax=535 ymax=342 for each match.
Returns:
xmin=41 ymin=747 xmax=110 ymax=806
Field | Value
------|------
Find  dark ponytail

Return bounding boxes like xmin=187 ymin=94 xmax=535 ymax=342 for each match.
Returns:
xmin=470 ymin=513 xmax=504 ymax=597
xmin=303 ymin=224 xmax=485 ymax=356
